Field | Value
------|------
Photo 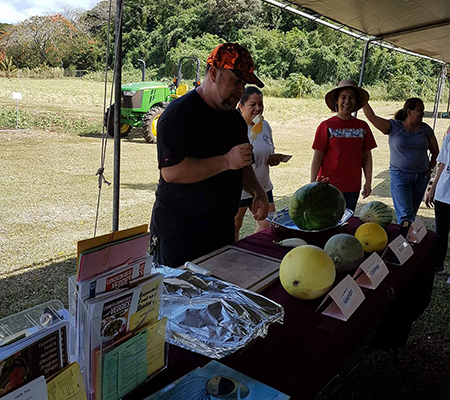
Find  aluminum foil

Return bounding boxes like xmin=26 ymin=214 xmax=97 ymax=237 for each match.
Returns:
xmin=154 ymin=266 xmax=284 ymax=359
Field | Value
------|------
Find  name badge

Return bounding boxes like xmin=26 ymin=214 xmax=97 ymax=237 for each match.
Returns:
xmin=407 ymin=217 xmax=427 ymax=244
xmin=381 ymin=235 xmax=414 ymax=265
xmin=354 ymin=252 xmax=389 ymax=290
xmin=316 ymin=275 xmax=365 ymax=321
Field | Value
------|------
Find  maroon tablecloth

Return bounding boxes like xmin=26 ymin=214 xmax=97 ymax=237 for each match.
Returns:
xmin=126 ymin=217 xmax=435 ymax=400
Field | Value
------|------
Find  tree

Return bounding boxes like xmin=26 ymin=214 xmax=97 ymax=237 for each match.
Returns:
xmin=1 ymin=13 xmax=102 ymax=70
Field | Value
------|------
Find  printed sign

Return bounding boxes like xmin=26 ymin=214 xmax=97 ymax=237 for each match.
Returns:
xmin=12 ymin=92 xmax=22 ymax=100
xmin=316 ymin=275 xmax=365 ymax=321
xmin=381 ymin=235 xmax=414 ymax=266
xmin=407 ymin=217 xmax=427 ymax=244
xmin=354 ymin=252 xmax=389 ymax=290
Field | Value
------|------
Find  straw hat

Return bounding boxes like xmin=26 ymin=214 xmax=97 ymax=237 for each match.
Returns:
xmin=325 ymin=79 xmax=369 ymax=112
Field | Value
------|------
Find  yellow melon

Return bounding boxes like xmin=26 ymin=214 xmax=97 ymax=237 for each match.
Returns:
xmin=279 ymin=245 xmax=336 ymax=300
xmin=354 ymin=222 xmax=388 ymax=252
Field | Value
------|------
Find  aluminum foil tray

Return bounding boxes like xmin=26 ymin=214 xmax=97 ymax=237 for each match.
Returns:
xmin=154 ymin=266 xmax=284 ymax=359
xmin=267 ymin=207 xmax=353 ymax=233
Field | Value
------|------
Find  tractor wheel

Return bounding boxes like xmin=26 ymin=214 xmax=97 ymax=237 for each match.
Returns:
xmin=142 ymin=106 xmax=164 ymax=143
xmin=104 ymin=106 xmax=131 ymax=138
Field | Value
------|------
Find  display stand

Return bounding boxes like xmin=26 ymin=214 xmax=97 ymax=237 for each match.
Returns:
xmin=0 ymin=301 xmax=71 ymax=399
xmin=0 ymin=300 xmax=66 ymax=344
xmin=68 ymin=274 xmax=171 ymax=400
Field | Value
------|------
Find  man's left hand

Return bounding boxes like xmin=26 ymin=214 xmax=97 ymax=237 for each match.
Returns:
xmin=250 ymin=196 xmax=270 ymax=220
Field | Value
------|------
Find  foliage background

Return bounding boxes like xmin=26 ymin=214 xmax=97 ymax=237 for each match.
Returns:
xmin=0 ymin=0 xmax=448 ymax=102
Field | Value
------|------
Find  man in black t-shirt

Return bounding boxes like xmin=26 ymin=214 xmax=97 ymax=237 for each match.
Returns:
xmin=150 ymin=43 xmax=269 ymax=267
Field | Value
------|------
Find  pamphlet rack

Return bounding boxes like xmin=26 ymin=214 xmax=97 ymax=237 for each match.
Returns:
xmin=68 ymin=271 xmax=171 ymax=400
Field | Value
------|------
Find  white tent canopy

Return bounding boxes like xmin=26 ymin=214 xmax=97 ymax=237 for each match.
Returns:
xmin=280 ymin=0 xmax=450 ymax=64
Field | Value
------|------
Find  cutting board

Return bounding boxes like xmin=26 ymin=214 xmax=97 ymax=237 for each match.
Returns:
xmin=191 ymin=245 xmax=281 ymax=293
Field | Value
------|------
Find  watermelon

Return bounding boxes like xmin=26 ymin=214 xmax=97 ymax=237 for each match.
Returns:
xmin=289 ymin=181 xmax=346 ymax=230
xmin=359 ymin=201 xmax=394 ymax=228
xmin=324 ymin=233 xmax=364 ymax=272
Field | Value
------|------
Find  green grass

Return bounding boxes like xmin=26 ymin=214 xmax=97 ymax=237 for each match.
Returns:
xmin=1 ymin=77 xmax=449 ymax=399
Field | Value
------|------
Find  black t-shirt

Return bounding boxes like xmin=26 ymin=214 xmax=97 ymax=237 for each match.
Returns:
xmin=150 ymin=90 xmax=248 ymax=239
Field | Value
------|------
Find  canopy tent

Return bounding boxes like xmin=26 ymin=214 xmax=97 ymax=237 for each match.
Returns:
xmin=271 ymin=0 xmax=450 ymax=64
xmin=109 ymin=0 xmax=449 ymax=230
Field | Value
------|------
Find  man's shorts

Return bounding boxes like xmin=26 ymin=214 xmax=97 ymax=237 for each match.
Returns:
xmin=239 ymin=190 xmax=274 ymax=208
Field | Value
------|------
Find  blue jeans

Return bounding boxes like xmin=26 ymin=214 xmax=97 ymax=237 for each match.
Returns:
xmin=390 ymin=166 xmax=429 ymax=224
xmin=342 ymin=192 xmax=359 ymax=212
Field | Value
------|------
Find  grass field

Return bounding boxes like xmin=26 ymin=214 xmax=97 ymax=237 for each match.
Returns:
xmin=1 ymin=77 xmax=449 ymax=399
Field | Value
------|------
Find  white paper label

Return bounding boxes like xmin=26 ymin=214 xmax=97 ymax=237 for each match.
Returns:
xmin=368 ymin=261 xmax=382 ymax=277
xmin=340 ymin=286 xmax=355 ymax=308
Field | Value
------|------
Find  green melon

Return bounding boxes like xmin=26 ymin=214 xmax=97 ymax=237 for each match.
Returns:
xmin=359 ymin=201 xmax=394 ymax=228
xmin=324 ymin=233 xmax=365 ymax=272
xmin=289 ymin=182 xmax=346 ymax=230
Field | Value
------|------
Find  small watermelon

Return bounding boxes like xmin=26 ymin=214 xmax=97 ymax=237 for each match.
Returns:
xmin=289 ymin=181 xmax=346 ymax=230
xmin=324 ymin=233 xmax=364 ymax=272
xmin=359 ymin=201 xmax=394 ymax=228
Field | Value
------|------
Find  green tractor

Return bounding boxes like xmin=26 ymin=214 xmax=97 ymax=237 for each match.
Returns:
xmin=105 ymin=57 xmax=201 ymax=143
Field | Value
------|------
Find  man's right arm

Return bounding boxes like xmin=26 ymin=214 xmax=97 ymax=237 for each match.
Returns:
xmin=161 ymin=143 xmax=254 ymax=184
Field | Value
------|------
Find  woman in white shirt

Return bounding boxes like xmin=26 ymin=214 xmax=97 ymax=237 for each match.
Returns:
xmin=234 ymin=87 xmax=284 ymax=240
xmin=424 ymin=128 xmax=450 ymax=274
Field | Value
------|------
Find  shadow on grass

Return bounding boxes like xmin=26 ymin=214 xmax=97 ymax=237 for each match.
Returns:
xmin=0 ymin=257 xmax=77 ymax=320
xmin=79 ymin=130 xmax=158 ymax=146
xmin=79 ymin=130 xmax=103 ymax=138
xmin=122 ymin=182 xmax=158 ymax=191
xmin=372 ymin=169 xmax=391 ymax=198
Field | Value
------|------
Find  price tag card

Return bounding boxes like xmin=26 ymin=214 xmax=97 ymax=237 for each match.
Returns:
xmin=381 ymin=235 xmax=414 ymax=266
xmin=353 ymin=252 xmax=389 ymax=290
xmin=316 ymin=275 xmax=365 ymax=321
xmin=407 ymin=217 xmax=427 ymax=244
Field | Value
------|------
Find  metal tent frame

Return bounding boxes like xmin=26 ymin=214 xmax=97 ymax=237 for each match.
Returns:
xmin=110 ymin=0 xmax=450 ymax=231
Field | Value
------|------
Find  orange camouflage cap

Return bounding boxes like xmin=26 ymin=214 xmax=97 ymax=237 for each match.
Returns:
xmin=207 ymin=42 xmax=264 ymax=88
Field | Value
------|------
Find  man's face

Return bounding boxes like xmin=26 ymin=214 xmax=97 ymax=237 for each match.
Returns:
xmin=214 ymin=68 xmax=246 ymax=111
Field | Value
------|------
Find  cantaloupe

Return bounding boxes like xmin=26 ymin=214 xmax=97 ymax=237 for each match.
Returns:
xmin=324 ymin=233 xmax=365 ymax=272
xmin=279 ymin=245 xmax=336 ymax=300
xmin=355 ymin=222 xmax=388 ymax=253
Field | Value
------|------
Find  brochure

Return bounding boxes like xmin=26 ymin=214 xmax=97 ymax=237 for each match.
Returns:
xmin=0 ymin=321 xmax=68 ymax=397
xmin=77 ymin=255 xmax=153 ymax=301
xmin=85 ymin=272 xmax=163 ymax=352
xmin=77 ymin=233 xmax=150 ymax=282
xmin=0 ymin=375 xmax=48 ymax=400
xmin=46 ymin=362 xmax=87 ymax=400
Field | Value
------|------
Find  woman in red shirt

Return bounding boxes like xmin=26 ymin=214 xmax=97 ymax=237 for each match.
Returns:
xmin=310 ymin=80 xmax=377 ymax=211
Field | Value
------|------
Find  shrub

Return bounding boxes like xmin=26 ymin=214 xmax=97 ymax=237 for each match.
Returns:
xmin=285 ymin=72 xmax=315 ymax=98
xmin=387 ymin=75 xmax=415 ymax=100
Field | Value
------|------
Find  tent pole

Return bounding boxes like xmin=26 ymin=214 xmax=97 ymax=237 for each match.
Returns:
xmin=113 ymin=0 xmax=123 ymax=232
xmin=354 ymin=40 xmax=371 ymax=118
xmin=432 ymin=65 xmax=447 ymax=132
xmin=447 ymin=75 xmax=450 ymax=114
